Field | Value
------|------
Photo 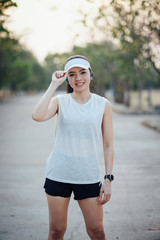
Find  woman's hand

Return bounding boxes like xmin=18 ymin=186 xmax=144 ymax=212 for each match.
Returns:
xmin=52 ymin=70 xmax=67 ymax=86
xmin=97 ymin=180 xmax=112 ymax=205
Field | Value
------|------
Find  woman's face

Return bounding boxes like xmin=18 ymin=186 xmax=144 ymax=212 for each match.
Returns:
xmin=67 ymin=67 xmax=91 ymax=92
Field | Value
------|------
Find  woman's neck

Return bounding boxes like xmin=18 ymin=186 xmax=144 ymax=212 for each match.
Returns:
xmin=71 ymin=90 xmax=91 ymax=104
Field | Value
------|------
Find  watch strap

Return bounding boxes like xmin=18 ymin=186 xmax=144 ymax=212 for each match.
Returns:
xmin=104 ymin=174 xmax=114 ymax=181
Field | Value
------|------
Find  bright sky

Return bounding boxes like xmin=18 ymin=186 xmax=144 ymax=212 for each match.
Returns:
xmin=7 ymin=0 xmax=99 ymax=63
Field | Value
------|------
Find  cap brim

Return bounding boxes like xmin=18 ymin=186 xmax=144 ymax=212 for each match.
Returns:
xmin=65 ymin=64 xmax=89 ymax=72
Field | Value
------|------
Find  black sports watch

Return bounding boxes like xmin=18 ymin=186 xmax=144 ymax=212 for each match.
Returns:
xmin=104 ymin=174 xmax=114 ymax=182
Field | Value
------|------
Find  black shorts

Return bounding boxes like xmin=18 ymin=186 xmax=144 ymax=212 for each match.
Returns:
xmin=44 ymin=178 xmax=102 ymax=200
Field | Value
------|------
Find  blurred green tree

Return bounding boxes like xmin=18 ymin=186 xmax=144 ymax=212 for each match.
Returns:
xmin=0 ymin=0 xmax=48 ymax=93
xmin=80 ymin=0 xmax=160 ymax=105
xmin=110 ymin=0 xmax=160 ymax=75
xmin=0 ymin=37 xmax=47 ymax=91
xmin=110 ymin=0 xmax=160 ymax=106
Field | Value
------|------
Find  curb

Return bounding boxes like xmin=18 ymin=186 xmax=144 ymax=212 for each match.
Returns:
xmin=142 ymin=120 xmax=160 ymax=134
xmin=112 ymin=103 xmax=160 ymax=134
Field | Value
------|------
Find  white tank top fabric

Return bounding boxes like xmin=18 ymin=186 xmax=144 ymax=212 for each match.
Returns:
xmin=46 ymin=93 xmax=108 ymax=184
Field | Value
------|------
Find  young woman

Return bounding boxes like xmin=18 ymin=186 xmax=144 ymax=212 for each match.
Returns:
xmin=32 ymin=55 xmax=114 ymax=240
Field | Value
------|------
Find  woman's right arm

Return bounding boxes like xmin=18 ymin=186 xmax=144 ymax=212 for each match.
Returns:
xmin=32 ymin=71 xmax=66 ymax=122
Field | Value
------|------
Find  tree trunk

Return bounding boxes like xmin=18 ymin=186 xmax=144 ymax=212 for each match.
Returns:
xmin=137 ymin=88 xmax=142 ymax=109
xmin=147 ymin=87 xmax=152 ymax=107
xmin=123 ymin=89 xmax=130 ymax=106
xmin=138 ymin=81 xmax=143 ymax=109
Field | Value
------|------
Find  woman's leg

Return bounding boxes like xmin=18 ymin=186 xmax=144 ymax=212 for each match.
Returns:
xmin=78 ymin=197 xmax=106 ymax=240
xmin=46 ymin=194 xmax=70 ymax=240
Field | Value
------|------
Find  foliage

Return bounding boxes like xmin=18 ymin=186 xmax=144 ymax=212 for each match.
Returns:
xmin=0 ymin=37 xmax=48 ymax=91
xmin=0 ymin=0 xmax=17 ymax=37
xmin=0 ymin=0 xmax=48 ymax=92
xmin=1 ymin=0 xmax=159 ymax=102
xmin=84 ymin=0 xmax=160 ymax=76
xmin=110 ymin=0 xmax=160 ymax=75
xmin=79 ymin=0 xmax=160 ymax=102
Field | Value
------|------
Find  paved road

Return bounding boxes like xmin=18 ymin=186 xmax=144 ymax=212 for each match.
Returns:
xmin=0 ymin=93 xmax=160 ymax=240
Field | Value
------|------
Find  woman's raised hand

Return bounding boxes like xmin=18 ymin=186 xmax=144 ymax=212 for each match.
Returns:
xmin=52 ymin=70 xmax=67 ymax=86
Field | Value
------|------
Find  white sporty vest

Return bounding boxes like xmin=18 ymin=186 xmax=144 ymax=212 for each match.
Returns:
xmin=46 ymin=93 xmax=108 ymax=184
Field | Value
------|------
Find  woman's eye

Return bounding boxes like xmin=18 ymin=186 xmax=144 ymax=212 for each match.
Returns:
xmin=69 ymin=74 xmax=75 ymax=77
xmin=81 ymin=71 xmax=86 ymax=74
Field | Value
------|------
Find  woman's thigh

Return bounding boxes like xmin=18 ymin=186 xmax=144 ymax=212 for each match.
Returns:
xmin=46 ymin=194 xmax=70 ymax=229
xmin=78 ymin=197 xmax=103 ymax=229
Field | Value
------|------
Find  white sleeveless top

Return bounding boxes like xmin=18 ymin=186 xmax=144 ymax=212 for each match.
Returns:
xmin=46 ymin=93 xmax=108 ymax=184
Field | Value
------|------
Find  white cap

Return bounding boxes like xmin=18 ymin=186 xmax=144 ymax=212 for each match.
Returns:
xmin=64 ymin=58 xmax=91 ymax=72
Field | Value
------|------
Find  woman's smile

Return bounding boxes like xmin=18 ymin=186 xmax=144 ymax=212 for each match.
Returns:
xmin=75 ymin=81 xmax=85 ymax=87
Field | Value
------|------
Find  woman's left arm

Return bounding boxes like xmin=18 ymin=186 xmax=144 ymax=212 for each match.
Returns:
xmin=98 ymin=101 xmax=114 ymax=205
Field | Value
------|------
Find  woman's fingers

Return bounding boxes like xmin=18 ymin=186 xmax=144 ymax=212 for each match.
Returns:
xmin=98 ymin=186 xmax=111 ymax=205
xmin=55 ymin=70 xmax=66 ymax=79
xmin=52 ymin=71 xmax=67 ymax=85
xmin=97 ymin=189 xmax=103 ymax=204
xmin=100 ymin=193 xmax=111 ymax=205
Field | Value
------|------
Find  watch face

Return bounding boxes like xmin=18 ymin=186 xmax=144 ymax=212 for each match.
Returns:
xmin=111 ymin=175 xmax=114 ymax=181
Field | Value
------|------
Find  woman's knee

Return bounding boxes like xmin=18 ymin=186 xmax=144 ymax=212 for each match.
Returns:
xmin=87 ymin=223 xmax=105 ymax=240
xmin=49 ymin=224 xmax=67 ymax=238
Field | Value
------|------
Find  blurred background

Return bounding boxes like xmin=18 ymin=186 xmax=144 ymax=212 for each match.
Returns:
xmin=0 ymin=1 xmax=160 ymax=240
xmin=0 ymin=0 xmax=160 ymax=110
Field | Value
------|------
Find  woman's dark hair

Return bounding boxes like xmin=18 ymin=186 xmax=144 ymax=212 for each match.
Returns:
xmin=66 ymin=55 xmax=92 ymax=93
xmin=66 ymin=55 xmax=88 ymax=63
